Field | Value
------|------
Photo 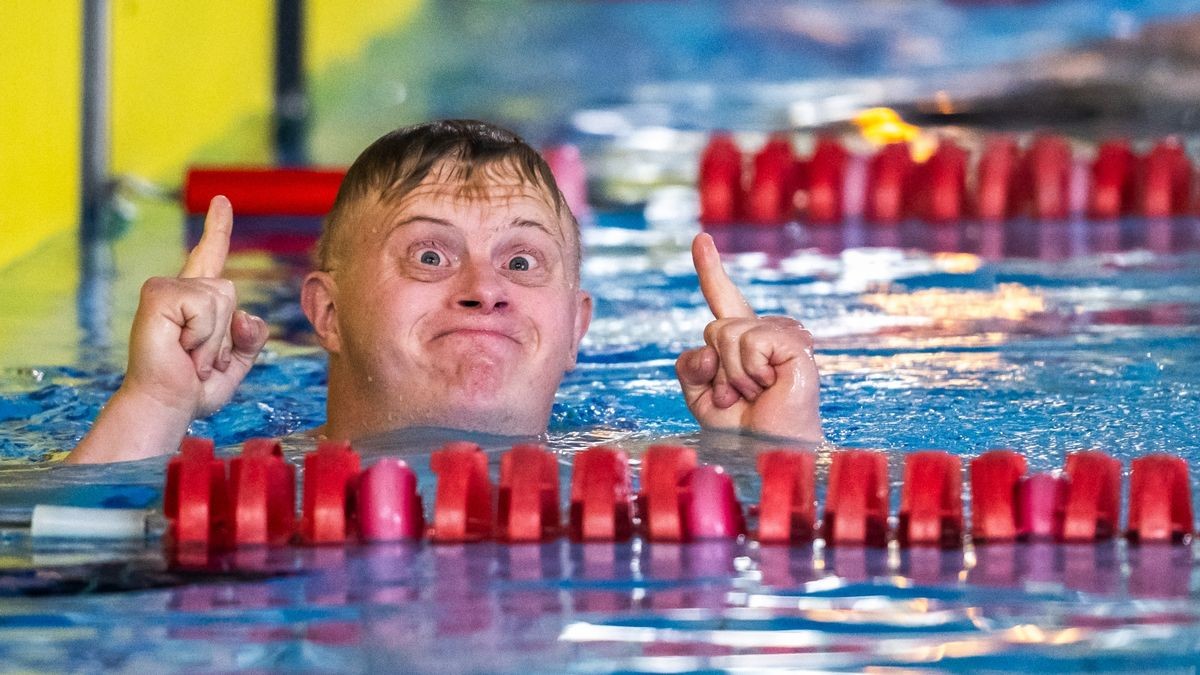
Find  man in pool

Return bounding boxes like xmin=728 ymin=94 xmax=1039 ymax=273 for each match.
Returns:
xmin=67 ymin=120 xmax=821 ymax=463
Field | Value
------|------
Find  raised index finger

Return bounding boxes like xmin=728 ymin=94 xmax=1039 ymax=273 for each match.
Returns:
xmin=179 ymin=195 xmax=233 ymax=279
xmin=692 ymin=233 xmax=755 ymax=319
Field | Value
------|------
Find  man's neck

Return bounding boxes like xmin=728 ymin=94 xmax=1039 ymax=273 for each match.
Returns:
xmin=323 ymin=360 xmax=553 ymax=441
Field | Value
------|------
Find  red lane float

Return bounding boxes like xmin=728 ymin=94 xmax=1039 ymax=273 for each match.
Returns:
xmin=911 ymin=140 xmax=967 ymax=224
xmin=568 ymin=447 xmax=634 ymax=542
xmin=969 ymin=449 xmax=1026 ymax=542
xmin=1089 ymin=139 xmax=1137 ymax=220
xmin=429 ymin=442 xmax=495 ymax=543
xmin=823 ymin=450 xmax=889 ymax=547
xmin=975 ymin=136 xmax=1021 ymax=223
xmin=164 ymin=437 xmax=231 ymax=548
xmin=300 ymin=440 xmax=361 ymax=544
xmin=161 ymin=438 xmax=1200 ymax=551
xmin=229 ymin=438 xmax=295 ymax=546
xmin=696 ymin=130 xmax=1197 ymax=226
xmin=745 ymin=135 xmax=797 ymax=225
xmin=1139 ymin=139 xmax=1193 ymax=218
xmin=898 ymin=451 xmax=963 ymax=548
xmin=184 ymin=143 xmax=590 ymax=254
xmin=1127 ymin=454 xmax=1194 ymax=543
xmin=864 ymin=142 xmax=913 ymax=225
xmin=805 ymin=137 xmax=848 ymax=225
xmin=698 ymin=133 xmax=744 ymax=226
xmin=497 ymin=445 xmax=561 ymax=542
xmin=1062 ymin=450 xmax=1121 ymax=542
xmin=1024 ymin=134 xmax=1072 ymax=221
xmin=638 ymin=445 xmax=698 ymax=542
xmin=755 ymin=450 xmax=816 ymax=544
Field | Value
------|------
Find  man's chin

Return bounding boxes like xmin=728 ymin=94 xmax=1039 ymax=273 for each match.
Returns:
xmin=426 ymin=403 xmax=543 ymax=437
xmin=411 ymin=362 xmax=556 ymax=434
xmin=423 ymin=385 xmax=548 ymax=435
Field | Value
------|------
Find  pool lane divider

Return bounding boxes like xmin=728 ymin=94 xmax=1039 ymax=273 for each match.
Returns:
xmin=149 ymin=439 xmax=1199 ymax=554
xmin=183 ymin=134 xmax=1193 ymax=246
xmin=699 ymin=132 xmax=1196 ymax=227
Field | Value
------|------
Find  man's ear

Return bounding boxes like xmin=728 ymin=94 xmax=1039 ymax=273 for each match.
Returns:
xmin=301 ymin=271 xmax=341 ymax=354
xmin=567 ymin=289 xmax=593 ymax=369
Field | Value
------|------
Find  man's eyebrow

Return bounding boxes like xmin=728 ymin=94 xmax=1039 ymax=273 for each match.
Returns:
xmin=381 ymin=214 xmax=562 ymax=241
xmin=383 ymin=215 xmax=455 ymax=239
xmin=508 ymin=217 xmax=558 ymax=239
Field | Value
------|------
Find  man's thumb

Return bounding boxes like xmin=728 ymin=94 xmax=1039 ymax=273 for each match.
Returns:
xmin=230 ymin=310 xmax=269 ymax=362
xmin=676 ymin=345 xmax=718 ymax=390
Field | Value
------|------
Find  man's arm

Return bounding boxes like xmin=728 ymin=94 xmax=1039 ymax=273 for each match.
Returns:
xmin=675 ymin=233 xmax=822 ymax=442
xmin=68 ymin=196 xmax=269 ymax=463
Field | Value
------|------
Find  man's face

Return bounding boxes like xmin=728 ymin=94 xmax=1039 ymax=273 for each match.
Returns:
xmin=316 ymin=163 xmax=591 ymax=437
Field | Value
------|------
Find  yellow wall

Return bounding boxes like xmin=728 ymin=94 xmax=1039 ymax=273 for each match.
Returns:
xmin=0 ymin=1 xmax=420 ymax=274
xmin=112 ymin=0 xmax=276 ymax=181
xmin=307 ymin=0 xmax=422 ymax=73
xmin=111 ymin=0 xmax=423 ymax=183
xmin=0 ymin=2 xmax=82 ymax=271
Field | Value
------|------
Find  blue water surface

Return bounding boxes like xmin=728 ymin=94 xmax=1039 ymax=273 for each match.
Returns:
xmin=5 ymin=1 xmax=1200 ymax=669
xmin=2 ymin=210 xmax=1200 ymax=672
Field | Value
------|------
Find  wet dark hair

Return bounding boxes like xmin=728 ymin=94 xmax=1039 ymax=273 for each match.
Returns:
xmin=317 ymin=119 xmax=578 ymax=273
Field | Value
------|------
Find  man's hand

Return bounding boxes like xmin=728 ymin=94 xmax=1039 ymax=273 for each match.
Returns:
xmin=675 ymin=233 xmax=822 ymax=442
xmin=125 ymin=195 xmax=268 ymax=418
xmin=68 ymin=196 xmax=269 ymax=463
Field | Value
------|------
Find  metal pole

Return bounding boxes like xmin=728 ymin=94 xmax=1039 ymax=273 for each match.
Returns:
xmin=80 ymin=0 xmax=110 ymax=246
xmin=274 ymin=0 xmax=308 ymax=165
xmin=79 ymin=0 xmax=113 ymax=354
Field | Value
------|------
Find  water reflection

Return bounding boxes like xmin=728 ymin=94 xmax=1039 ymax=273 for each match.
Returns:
xmin=5 ymin=535 xmax=1199 ymax=670
xmin=705 ymin=215 xmax=1200 ymax=262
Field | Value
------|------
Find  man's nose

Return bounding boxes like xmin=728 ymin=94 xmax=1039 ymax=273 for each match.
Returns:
xmin=454 ymin=259 xmax=509 ymax=311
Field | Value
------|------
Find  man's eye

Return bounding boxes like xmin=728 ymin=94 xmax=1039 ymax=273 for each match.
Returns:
xmin=506 ymin=255 xmax=535 ymax=271
xmin=418 ymin=250 xmax=442 ymax=266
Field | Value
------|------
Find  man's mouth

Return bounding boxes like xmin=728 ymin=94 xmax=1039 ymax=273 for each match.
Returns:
xmin=435 ymin=328 xmax=520 ymax=344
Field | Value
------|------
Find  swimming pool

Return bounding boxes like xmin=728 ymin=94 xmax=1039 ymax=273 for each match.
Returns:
xmin=2 ymin=198 xmax=1200 ymax=670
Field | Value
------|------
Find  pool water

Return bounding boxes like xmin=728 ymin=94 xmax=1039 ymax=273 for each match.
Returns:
xmin=7 ymin=4 xmax=1200 ymax=668
xmin=3 ymin=204 xmax=1200 ymax=671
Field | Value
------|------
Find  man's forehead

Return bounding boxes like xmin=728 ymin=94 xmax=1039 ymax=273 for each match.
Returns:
xmin=370 ymin=166 xmax=570 ymax=234
xmin=395 ymin=176 xmax=559 ymax=214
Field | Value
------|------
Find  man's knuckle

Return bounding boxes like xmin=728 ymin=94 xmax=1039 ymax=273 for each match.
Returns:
xmin=214 ymin=290 xmax=234 ymax=313
xmin=141 ymin=276 xmax=172 ymax=298
xmin=203 ymin=292 xmax=221 ymax=315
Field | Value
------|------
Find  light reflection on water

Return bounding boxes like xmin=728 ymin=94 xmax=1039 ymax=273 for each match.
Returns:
xmin=2 ymin=215 xmax=1200 ymax=669
xmin=1 ymin=539 xmax=1199 ymax=671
